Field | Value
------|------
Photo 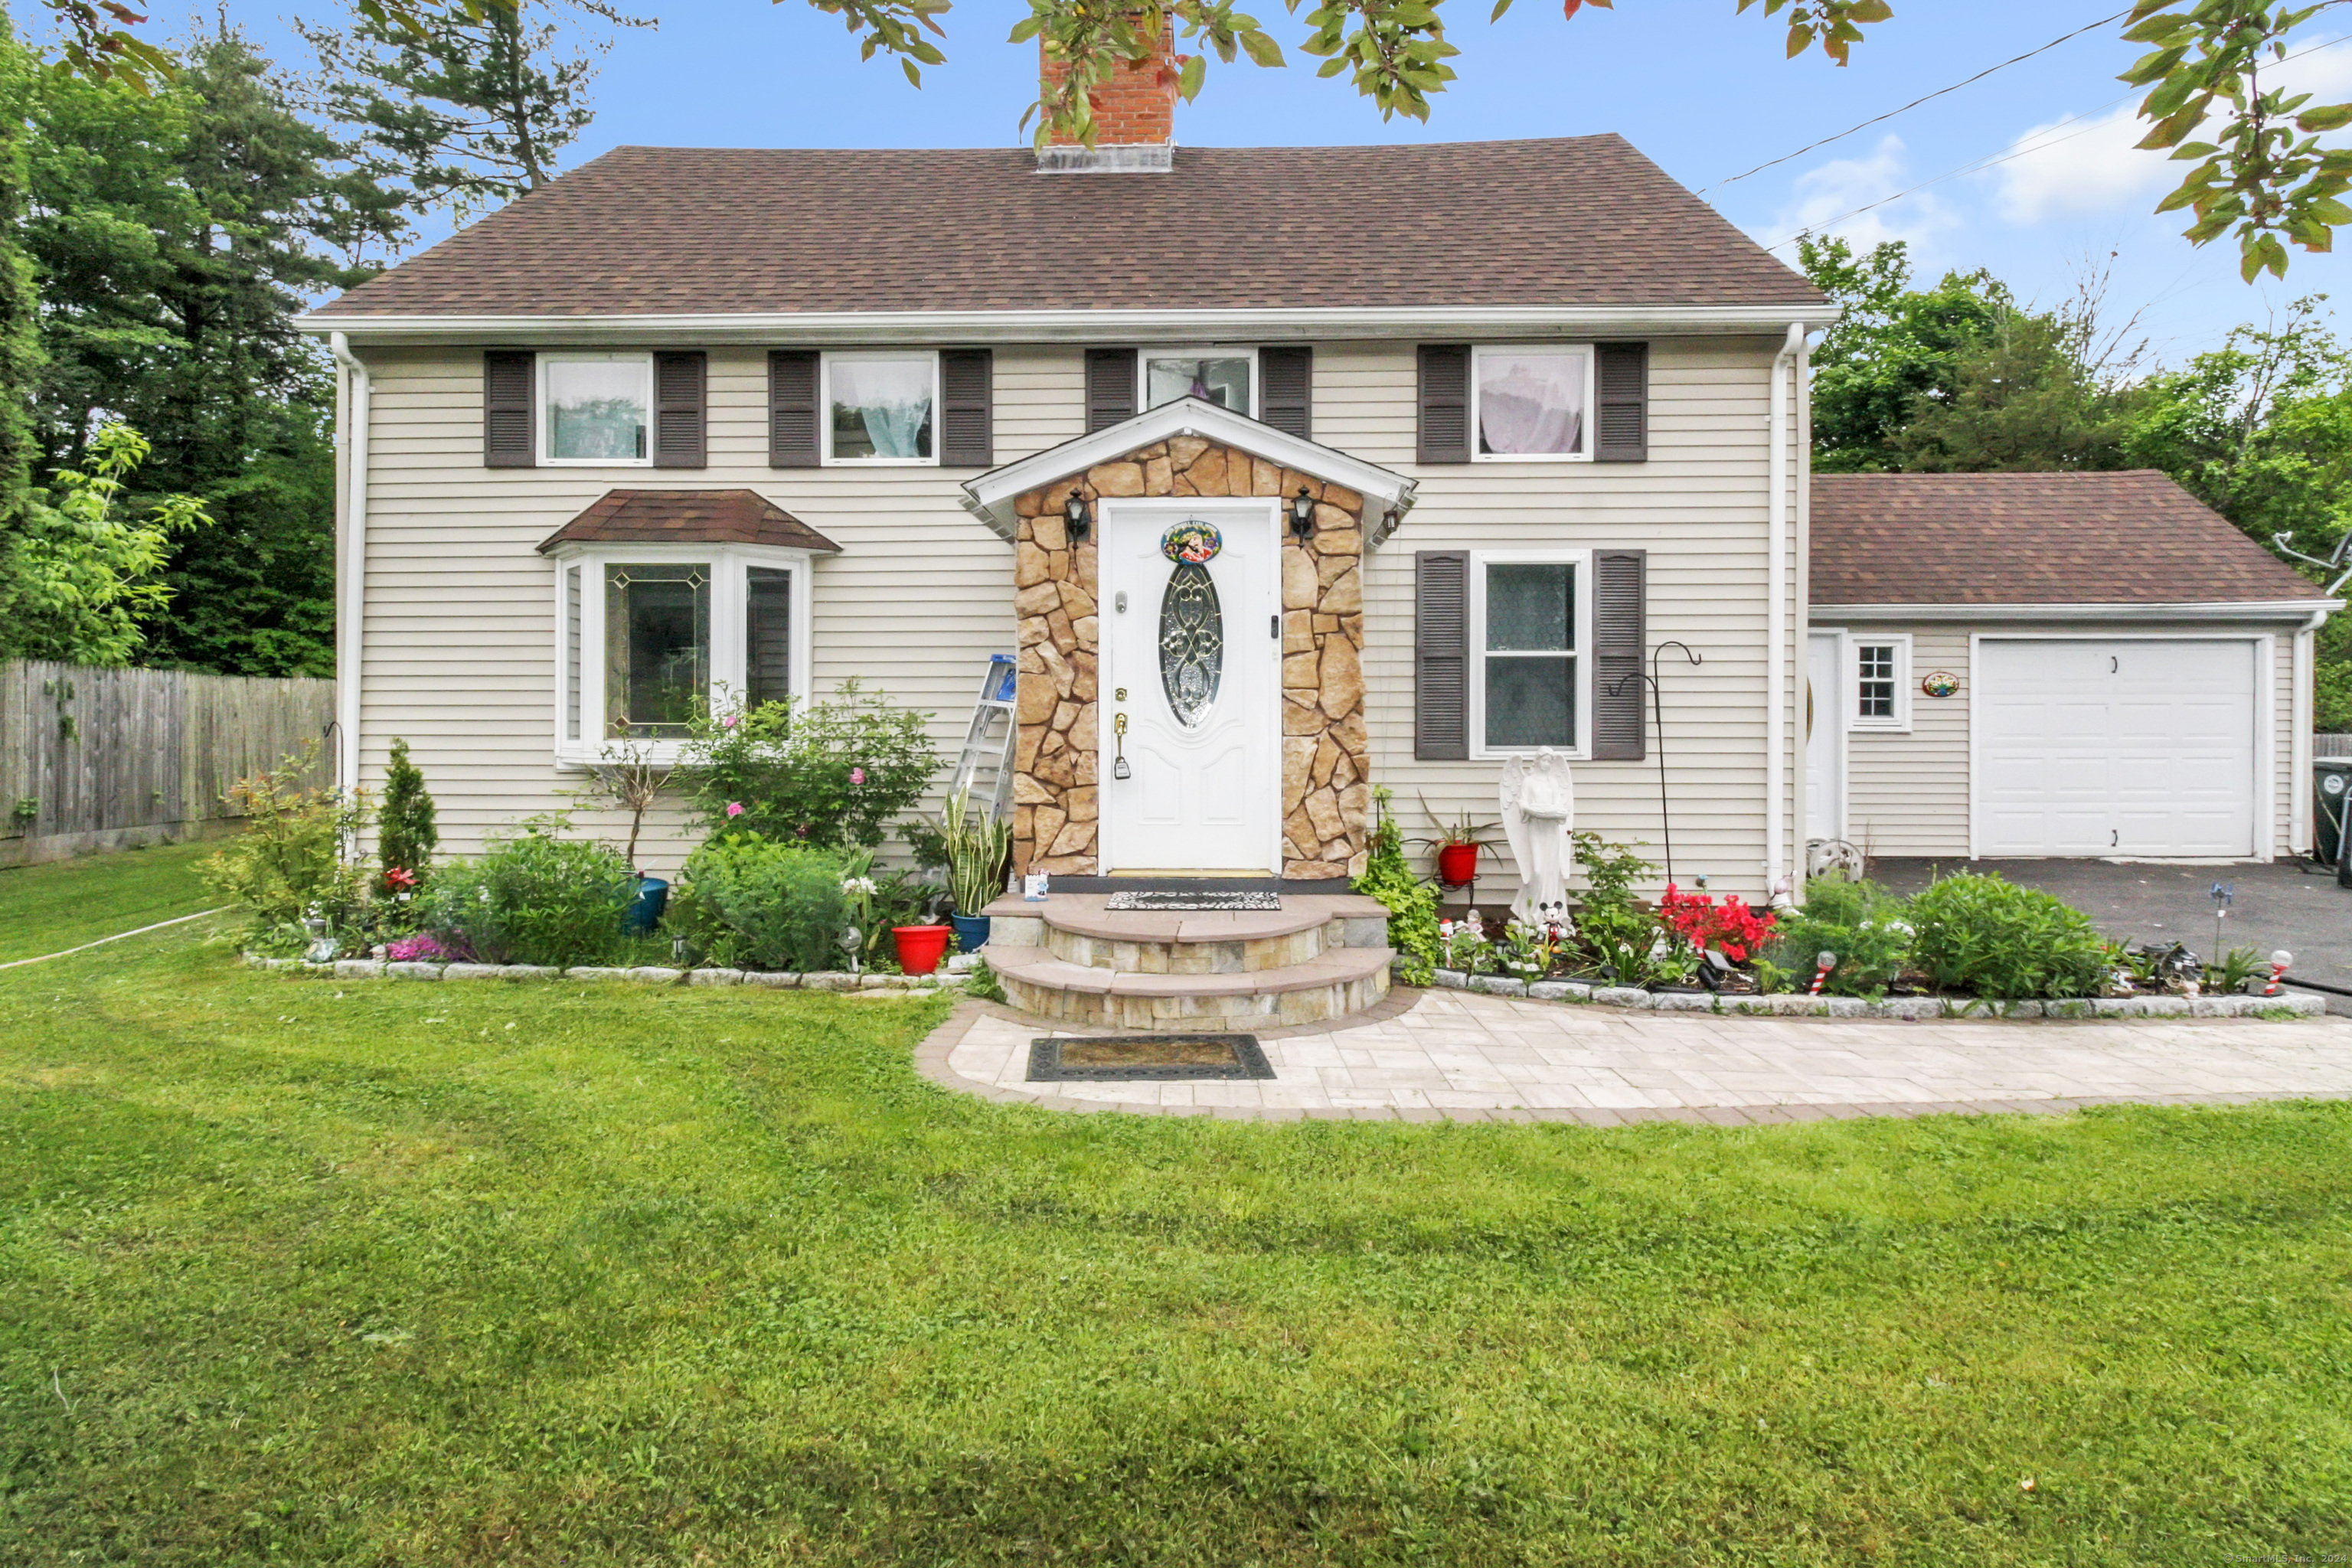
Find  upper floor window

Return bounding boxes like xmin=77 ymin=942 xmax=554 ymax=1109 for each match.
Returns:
xmin=1145 ymin=348 xmax=1254 ymax=416
xmin=825 ymin=351 xmax=937 ymax=464
xmin=541 ymin=353 xmax=652 ymax=465
xmin=1473 ymin=345 xmax=1592 ymax=462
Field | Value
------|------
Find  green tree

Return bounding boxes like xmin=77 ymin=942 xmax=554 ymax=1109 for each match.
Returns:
xmin=297 ymin=0 xmax=651 ymax=220
xmin=1890 ymin=310 xmax=2130 ymax=474
xmin=0 ymin=423 xmax=208 ymax=666
xmin=0 ymin=18 xmax=43 ymax=542
xmin=377 ymin=736 xmax=439 ymax=880
xmin=1799 ymin=237 xmax=2007 ymax=473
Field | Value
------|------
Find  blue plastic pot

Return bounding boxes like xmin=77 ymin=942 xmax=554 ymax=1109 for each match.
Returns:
xmin=950 ymin=912 xmax=991 ymax=954
xmin=623 ymin=876 xmax=669 ymax=936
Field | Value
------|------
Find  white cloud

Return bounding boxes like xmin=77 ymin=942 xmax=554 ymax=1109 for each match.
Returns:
xmin=1997 ymin=38 xmax=2352 ymax=225
xmin=1761 ymin=134 xmax=1958 ymax=260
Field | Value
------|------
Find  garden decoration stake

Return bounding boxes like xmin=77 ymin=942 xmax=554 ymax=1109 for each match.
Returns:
xmin=2267 ymin=950 xmax=2292 ymax=998
xmin=2210 ymin=881 xmax=2233 ymax=972
xmin=1809 ymin=950 xmax=1835 ymax=996
xmin=1605 ymin=642 xmax=1701 ymax=888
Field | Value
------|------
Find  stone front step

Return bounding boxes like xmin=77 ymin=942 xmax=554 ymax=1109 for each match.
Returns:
xmin=982 ymin=892 xmax=1390 ymax=975
xmin=987 ymin=941 xmax=1395 ymax=1031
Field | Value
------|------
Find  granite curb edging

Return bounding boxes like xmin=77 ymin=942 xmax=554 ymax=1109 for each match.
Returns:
xmin=1429 ymin=970 xmax=2326 ymax=1020
xmin=908 ymin=998 xmax=2352 ymax=1125
xmin=243 ymin=954 xmax=970 ymax=993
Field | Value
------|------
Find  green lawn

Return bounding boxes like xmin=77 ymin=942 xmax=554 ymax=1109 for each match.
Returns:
xmin=3 ymin=855 xmax=2350 ymax=1563
xmin=0 ymin=835 xmax=225 ymax=962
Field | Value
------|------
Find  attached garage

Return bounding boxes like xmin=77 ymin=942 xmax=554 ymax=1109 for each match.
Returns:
xmin=1808 ymin=472 xmax=2335 ymax=864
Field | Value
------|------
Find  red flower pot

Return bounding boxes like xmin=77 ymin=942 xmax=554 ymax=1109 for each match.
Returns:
xmin=892 ymin=924 xmax=952 ymax=975
xmin=1437 ymin=842 xmax=1480 ymax=886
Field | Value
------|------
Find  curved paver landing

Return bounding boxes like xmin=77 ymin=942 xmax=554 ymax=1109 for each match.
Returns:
xmin=916 ymin=987 xmax=2352 ymax=1123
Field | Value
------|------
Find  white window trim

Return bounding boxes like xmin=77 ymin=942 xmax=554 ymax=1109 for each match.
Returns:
xmin=1469 ymin=343 xmax=1597 ymax=464
xmin=821 ymin=348 xmax=942 ymax=467
xmin=1140 ymin=345 xmax=1259 ymax=418
xmin=1849 ymin=633 xmax=1912 ymax=733
xmin=547 ymin=541 xmax=816 ymax=767
xmin=1468 ymin=547 xmax=1592 ymax=760
xmin=537 ymin=351 xmax=654 ymax=468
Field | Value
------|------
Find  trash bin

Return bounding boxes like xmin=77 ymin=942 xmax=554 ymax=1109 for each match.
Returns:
xmin=2320 ymin=759 xmax=2352 ymax=883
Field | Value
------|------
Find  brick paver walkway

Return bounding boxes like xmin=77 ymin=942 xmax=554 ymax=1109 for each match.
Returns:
xmin=917 ymin=988 xmax=2352 ymax=1122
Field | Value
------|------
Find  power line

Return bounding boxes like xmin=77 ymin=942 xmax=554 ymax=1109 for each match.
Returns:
xmin=1765 ymin=32 xmax=2352 ymax=250
xmin=1700 ymin=8 xmax=2131 ymax=195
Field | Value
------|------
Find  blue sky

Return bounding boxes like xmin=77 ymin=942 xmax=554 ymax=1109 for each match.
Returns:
xmin=194 ymin=1 xmax=2352 ymax=362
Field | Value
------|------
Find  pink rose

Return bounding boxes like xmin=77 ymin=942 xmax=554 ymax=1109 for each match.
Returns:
xmin=722 ymin=714 xmax=740 ymax=729
xmin=850 ymin=767 xmax=866 ymax=785
xmin=726 ymin=801 xmax=745 ymax=818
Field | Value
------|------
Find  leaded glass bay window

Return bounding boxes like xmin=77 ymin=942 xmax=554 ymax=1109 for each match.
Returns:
xmin=545 ymin=355 xmax=650 ymax=462
xmin=1145 ymin=352 xmax=1253 ymax=416
xmin=605 ymin=563 xmax=708 ymax=738
xmin=1482 ymin=560 xmax=1579 ymax=751
xmin=828 ymin=354 xmax=936 ymax=462
xmin=1475 ymin=348 xmax=1589 ymax=459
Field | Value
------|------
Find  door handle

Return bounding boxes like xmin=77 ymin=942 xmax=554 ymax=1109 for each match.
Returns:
xmin=1112 ymin=711 xmax=1131 ymax=779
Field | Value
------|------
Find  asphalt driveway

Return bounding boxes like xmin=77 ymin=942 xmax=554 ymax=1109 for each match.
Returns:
xmin=1870 ymin=857 xmax=2352 ymax=1014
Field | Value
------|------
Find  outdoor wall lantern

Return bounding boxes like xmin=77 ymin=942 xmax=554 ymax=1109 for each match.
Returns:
xmin=1063 ymin=490 xmax=1092 ymax=542
xmin=1289 ymin=487 xmax=1317 ymax=543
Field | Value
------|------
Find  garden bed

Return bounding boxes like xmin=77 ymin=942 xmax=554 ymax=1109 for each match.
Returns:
xmin=244 ymin=953 xmax=972 ymax=991
xmin=1423 ymin=969 xmax=2324 ymax=1018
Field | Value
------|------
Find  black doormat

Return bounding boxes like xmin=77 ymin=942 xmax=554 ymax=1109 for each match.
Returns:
xmin=1027 ymin=1034 xmax=1276 ymax=1081
xmin=1104 ymin=890 xmax=1282 ymax=911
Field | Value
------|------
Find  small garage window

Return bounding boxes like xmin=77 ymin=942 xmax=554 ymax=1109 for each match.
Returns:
xmin=1851 ymin=635 xmax=1910 ymax=732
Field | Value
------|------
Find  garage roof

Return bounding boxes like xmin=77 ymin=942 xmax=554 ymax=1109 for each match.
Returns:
xmin=1811 ymin=471 xmax=2329 ymax=606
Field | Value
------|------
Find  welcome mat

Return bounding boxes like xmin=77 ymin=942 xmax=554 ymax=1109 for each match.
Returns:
xmin=1027 ymin=1034 xmax=1276 ymax=1081
xmin=1103 ymin=890 xmax=1282 ymax=912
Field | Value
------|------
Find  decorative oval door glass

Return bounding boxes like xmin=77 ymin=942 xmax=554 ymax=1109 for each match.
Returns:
xmin=1158 ymin=561 xmax=1223 ymax=727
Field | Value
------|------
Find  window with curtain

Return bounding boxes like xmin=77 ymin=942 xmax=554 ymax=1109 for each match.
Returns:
xmin=604 ymin=563 xmax=709 ymax=737
xmin=544 ymin=354 xmax=651 ymax=462
xmin=1479 ymin=559 xmax=1579 ymax=750
xmin=1145 ymin=352 xmax=1253 ymax=415
xmin=827 ymin=354 xmax=936 ymax=462
xmin=1473 ymin=347 xmax=1589 ymax=459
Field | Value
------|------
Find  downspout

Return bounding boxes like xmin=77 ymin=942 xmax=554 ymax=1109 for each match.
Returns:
xmin=1791 ymin=324 xmax=1813 ymax=904
xmin=1766 ymin=322 xmax=1803 ymax=900
xmin=328 ymin=332 xmax=368 ymax=798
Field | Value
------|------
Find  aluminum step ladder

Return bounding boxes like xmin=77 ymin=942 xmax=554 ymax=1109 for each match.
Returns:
xmin=948 ymin=654 xmax=1020 ymax=820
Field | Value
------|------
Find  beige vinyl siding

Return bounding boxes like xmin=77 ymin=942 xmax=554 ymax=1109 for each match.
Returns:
xmin=1838 ymin=618 xmax=2305 ymax=861
xmin=348 ymin=335 xmax=1803 ymax=895
xmin=1328 ymin=336 xmax=1802 ymax=904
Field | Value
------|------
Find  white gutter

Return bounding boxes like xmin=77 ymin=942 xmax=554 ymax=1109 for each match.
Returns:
xmin=297 ymin=302 xmax=1843 ymax=348
xmin=1811 ymin=599 xmax=2343 ymax=625
xmin=1766 ymin=322 xmax=1803 ymax=898
xmin=328 ymin=332 xmax=369 ymax=797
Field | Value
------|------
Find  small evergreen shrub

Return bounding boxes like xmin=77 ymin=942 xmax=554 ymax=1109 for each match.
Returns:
xmin=1906 ymin=873 xmax=2110 ymax=999
xmin=670 ymin=838 xmax=853 ymax=972
xmin=1354 ymin=787 xmax=1438 ymax=984
xmin=1763 ymin=877 xmax=1912 ymax=998
xmin=422 ymin=822 xmax=638 ymax=967
xmin=377 ymin=737 xmax=438 ymax=884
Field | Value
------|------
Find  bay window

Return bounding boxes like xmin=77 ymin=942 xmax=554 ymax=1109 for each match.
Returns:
xmin=550 ymin=544 xmax=814 ymax=763
xmin=1470 ymin=550 xmax=1590 ymax=756
xmin=1472 ymin=345 xmax=1592 ymax=461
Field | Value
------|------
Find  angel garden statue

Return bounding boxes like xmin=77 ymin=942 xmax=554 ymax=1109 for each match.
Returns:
xmin=1499 ymin=748 xmax=1575 ymax=927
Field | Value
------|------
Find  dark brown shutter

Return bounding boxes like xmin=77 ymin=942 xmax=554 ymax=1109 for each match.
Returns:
xmin=1591 ymin=549 xmax=1647 ymax=760
xmin=652 ymin=351 xmax=706 ymax=468
xmin=1085 ymin=347 xmax=1136 ymax=432
xmin=1414 ymin=550 xmax=1470 ymax=760
xmin=1259 ymin=345 xmax=1312 ymax=439
xmin=939 ymin=348 xmax=993 ymax=466
xmin=483 ymin=350 xmax=534 ymax=467
xmin=1594 ymin=341 xmax=1648 ymax=462
xmin=1416 ymin=344 xmax=1470 ymax=464
xmin=768 ymin=349 xmax=820 ymax=468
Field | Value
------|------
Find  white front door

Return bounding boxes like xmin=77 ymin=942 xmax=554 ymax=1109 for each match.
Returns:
xmin=1975 ymin=637 xmax=2261 ymax=857
xmin=1098 ymin=499 xmax=1281 ymax=873
xmin=1805 ymin=630 xmax=1847 ymax=842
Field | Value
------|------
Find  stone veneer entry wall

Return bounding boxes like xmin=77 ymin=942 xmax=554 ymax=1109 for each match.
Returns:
xmin=1011 ymin=435 xmax=1371 ymax=880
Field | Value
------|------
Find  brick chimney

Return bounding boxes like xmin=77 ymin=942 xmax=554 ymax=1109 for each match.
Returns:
xmin=1037 ymin=11 xmax=1177 ymax=173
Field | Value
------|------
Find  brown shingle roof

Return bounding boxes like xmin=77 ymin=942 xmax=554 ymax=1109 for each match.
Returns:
xmin=315 ymin=138 xmax=1821 ymax=318
xmin=1810 ymin=471 xmax=2326 ymax=606
xmin=536 ymin=489 xmax=841 ymax=554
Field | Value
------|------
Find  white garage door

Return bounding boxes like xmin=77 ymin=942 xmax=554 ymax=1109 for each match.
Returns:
xmin=1976 ymin=638 xmax=2260 ymax=857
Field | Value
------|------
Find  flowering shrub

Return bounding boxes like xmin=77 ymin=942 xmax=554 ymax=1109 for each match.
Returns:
xmin=1658 ymin=885 xmax=1776 ymax=962
xmin=681 ymin=681 xmax=939 ymax=851
xmin=384 ymin=933 xmax=448 ymax=963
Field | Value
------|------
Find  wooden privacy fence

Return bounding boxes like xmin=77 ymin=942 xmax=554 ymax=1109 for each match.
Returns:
xmin=0 ymin=660 xmax=334 ymax=867
xmin=2319 ymin=734 xmax=2352 ymax=759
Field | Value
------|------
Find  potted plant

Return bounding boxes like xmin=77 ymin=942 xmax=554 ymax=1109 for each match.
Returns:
xmin=1412 ymin=793 xmax=1501 ymax=887
xmin=939 ymin=786 xmax=1012 ymax=955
